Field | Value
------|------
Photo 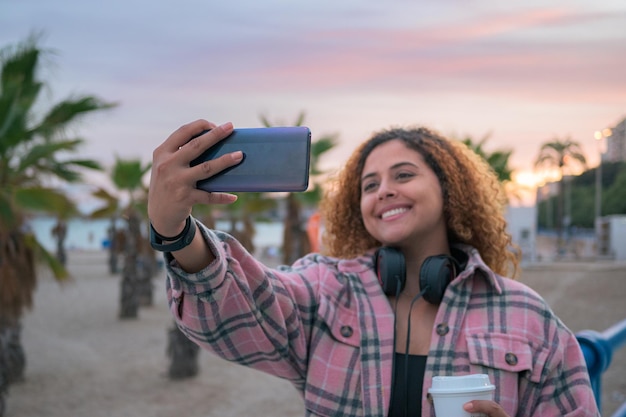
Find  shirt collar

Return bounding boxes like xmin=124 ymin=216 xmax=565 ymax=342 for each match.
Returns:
xmin=452 ymin=243 xmax=503 ymax=294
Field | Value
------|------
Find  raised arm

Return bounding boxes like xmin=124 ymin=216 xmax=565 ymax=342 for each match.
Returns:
xmin=147 ymin=120 xmax=242 ymax=272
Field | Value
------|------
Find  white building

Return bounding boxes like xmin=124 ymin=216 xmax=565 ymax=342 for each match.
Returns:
xmin=596 ymin=215 xmax=626 ymax=260
xmin=605 ymin=117 xmax=626 ymax=163
xmin=505 ymin=206 xmax=537 ymax=264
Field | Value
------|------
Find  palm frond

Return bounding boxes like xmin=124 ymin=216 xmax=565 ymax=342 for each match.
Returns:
xmin=36 ymin=96 xmax=117 ymax=138
xmin=0 ymin=40 xmax=44 ymax=151
xmin=14 ymin=186 xmax=78 ymax=216
xmin=27 ymin=233 xmax=70 ymax=282
xmin=259 ymin=114 xmax=272 ymax=127
xmin=90 ymin=205 xmax=119 ymax=219
xmin=310 ymin=135 xmax=337 ymax=176
xmin=294 ymin=111 xmax=306 ymax=127
xmin=17 ymin=139 xmax=85 ymax=171
xmin=45 ymin=162 xmax=83 ymax=182
xmin=0 ymin=34 xmax=114 ymax=322
xmin=534 ymin=137 xmax=587 ymax=172
xmin=87 ymin=187 xmax=120 ymax=219
xmin=91 ymin=187 xmax=118 ymax=204
xmin=62 ymin=158 xmax=102 ymax=171
xmin=112 ymin=158 xmax=151 ymax=191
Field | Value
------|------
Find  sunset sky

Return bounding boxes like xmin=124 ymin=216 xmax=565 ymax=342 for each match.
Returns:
xmin=3 ymin=0 xmax=626 ymax=206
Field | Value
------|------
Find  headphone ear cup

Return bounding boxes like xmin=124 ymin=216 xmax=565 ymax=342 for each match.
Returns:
xmin=375 ymin=247 xmax=406 ymax=296
xmin=419 ymin=255 xmax=457 ymax=304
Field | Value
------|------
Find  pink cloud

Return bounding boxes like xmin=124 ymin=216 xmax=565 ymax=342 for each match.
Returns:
xmin=155 ymin=8 xmax=621 ymax=100
xmin=101 ymin=7 xmax=625 ymax=110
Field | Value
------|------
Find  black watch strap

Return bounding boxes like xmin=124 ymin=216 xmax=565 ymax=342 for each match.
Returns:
xmin=150 ymin=216 xmax=197 ymax=252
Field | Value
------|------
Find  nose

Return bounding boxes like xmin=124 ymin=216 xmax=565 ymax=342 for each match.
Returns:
xmin=377 ymin=180 xmax=396 ymax=200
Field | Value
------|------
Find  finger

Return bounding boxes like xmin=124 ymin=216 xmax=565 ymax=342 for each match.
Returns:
xmin=178 ymin=122 xmax=234 ymax=160
xmin=464 ymin=400 xmax=508 ymax=417
xmin=164 ymin=119 xmax=218 ymax=152
xmin=191 ymin=150 xmax=243 ymax=183
xmin=188 ymin=189 xmax=239 ymax=206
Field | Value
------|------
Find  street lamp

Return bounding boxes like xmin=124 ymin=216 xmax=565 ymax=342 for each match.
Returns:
xmin=594 ymin=128 xmax=612 ymax=256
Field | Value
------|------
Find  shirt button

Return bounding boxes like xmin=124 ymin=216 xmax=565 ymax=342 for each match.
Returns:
xmin=340 ymin=325 xmax=353 ymax=338
xmin=436 ymin=323 xmax=449 ymax=336
xmin=505 ymin=352 xmax=518 ymax=366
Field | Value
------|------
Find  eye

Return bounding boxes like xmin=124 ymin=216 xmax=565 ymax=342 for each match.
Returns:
xmin=396 ymin=171 xmax=415 ymax=181
xmin=362 ymin=180 xmax=378 ymax=193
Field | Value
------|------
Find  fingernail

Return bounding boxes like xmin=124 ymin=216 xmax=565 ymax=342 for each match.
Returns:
xmin=232 ymin=151 xmax=243 ymax=162
xmin=463 ymin=402 xmax=474 ymax=411
xmin=221 ymin=122 xmax=233 ymax=131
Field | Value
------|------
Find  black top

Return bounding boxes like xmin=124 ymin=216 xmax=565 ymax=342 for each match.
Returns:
xmin=388 ymin=353 xmax=427 ymax=417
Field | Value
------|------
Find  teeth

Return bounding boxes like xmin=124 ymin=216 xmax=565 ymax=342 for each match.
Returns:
xmin=381 ymin=208 xmax=408 ymax=219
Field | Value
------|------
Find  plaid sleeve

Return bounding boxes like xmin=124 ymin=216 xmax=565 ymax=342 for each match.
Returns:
xmin=165 ymin=225 xmax=322 ymax=389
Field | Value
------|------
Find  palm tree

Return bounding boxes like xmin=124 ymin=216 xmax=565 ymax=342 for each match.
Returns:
xmin=89 ymin=187 xmax=122 ymax=274
xmin=90 ymin=157 xmax=153 ymax=319
xmin=0 ymin=36 xmax=115 ymax=414
xmin=166 ymin=324 xmax=200 ymax=379
xmin=460 ymin=134 xmax=513 ymax=183
xmin=260 ymin=112 xmax=337 ymax=264
xmin=534 ymin=137 xmax=587 ymax=254
xmin=225 ymin=191 xmax=277 ymax=254
xmin=459 ymin=133 xmax=521 ymax=203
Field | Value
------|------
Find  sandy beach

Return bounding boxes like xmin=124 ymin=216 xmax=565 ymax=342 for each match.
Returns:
xmin=4 ymin=250 xmax=626 ymax=417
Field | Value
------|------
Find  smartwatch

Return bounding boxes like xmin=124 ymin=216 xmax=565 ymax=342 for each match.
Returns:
xmin=150 ymin=216 xmax=197 ymax=252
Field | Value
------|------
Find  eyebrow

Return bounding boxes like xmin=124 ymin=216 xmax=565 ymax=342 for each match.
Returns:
xmin=361 ymin=161 xmax=419 ymax=182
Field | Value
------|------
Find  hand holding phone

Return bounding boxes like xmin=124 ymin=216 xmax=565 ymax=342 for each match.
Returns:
xmin=190 ymin=126 xmax=311 ymax=192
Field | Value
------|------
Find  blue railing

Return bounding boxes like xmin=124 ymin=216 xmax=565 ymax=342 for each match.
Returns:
xmin=576 ymin=318 xmax=626 ymax=417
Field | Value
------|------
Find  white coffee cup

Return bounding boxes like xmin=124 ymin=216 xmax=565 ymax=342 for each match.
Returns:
xmin=428 ymin=374 xmax=496 ymax=417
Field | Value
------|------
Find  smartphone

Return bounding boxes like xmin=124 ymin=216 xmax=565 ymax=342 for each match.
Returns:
xmin=190 ymin=126 xmax=311 ymax=192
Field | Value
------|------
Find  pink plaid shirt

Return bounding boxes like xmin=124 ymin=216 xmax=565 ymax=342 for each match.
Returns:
xmin=165 ymin=223 xmax=599 ymax=417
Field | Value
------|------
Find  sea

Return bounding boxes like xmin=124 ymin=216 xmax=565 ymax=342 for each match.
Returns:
xmin=28 ymin=216 xmax=284 ymax=253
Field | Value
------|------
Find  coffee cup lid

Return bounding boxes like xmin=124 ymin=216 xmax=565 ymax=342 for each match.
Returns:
xmin=428 ymin=374 xmax=495 ymax=394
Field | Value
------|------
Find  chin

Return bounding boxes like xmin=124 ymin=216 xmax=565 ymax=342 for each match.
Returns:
xmin=378 ymin=237 xmax=407 ymax=248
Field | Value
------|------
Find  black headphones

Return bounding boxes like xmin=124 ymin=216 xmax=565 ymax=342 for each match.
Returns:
xmin=374 ymin=247 xmax=465 ymax=304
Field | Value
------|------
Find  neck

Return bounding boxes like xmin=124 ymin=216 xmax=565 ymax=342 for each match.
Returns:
xmin=398 ymin=288 xmax=425 ymax=300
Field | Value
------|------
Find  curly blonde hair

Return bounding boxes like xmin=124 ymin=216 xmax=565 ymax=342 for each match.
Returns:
xmin=319 ymin=126 xmax=520 ymax=278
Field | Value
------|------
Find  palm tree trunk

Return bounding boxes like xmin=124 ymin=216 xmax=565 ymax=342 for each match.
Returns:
xmin=0 ymin=318 xmax=26 ymax=416
xmin=119 ymin=213 xmax=140 ymax=319
xmin=0 ymin=319 xmax=25 ymax=384
xmin=0 ymin=230 xmax=34 ymax=397
xmin=557 ymin=179 xmax=565 ymax=256
xmin=241 ymin=217 xmax=256 ymax=255
xmin=107 ymin=218 xmax=120 ymax=274
xmin=0 ymin=372 xmax=6 ymax=417
xmin=166 ymin=322 xmax=200 ymax=379
xmin=228 ymin=218 xmax=254 ymax=253
xmin=283 ymin=194 xmax=310 ymax=264
xmin=137 ymin=251 xmax=156 ymax=307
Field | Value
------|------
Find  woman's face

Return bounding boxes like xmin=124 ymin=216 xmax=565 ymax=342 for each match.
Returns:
xmin=359 ymin=139 xmax=448 ymax=251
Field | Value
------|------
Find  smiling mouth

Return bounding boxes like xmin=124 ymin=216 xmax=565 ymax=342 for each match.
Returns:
xmin=381 ymin=207 xmax=408 ymax=219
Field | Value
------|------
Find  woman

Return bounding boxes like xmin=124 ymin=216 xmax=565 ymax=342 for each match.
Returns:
xmin=148 ymin=120 xmax=598 ymax=417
